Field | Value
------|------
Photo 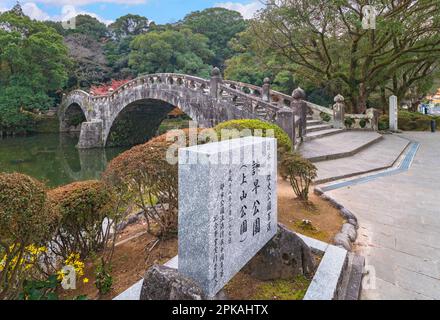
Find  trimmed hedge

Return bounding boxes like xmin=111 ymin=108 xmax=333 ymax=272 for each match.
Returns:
xmin=48 ymin=180 xmax=117 ymax=259
xmin=103 ymin=129 xmax=208 ymax=239
xmin=0 ymin=173 xmax=57 ymax=299
xmin=379 ymin=111 xmax=440 ymax=131
xmin=214 ymin=119 xmax=292 ymax=153
xmin=0 ymin=173 xmax=57 ymax=245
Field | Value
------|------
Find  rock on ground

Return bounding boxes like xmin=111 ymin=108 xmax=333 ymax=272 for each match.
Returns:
xmin=242 ymin=224 xmax=315 ymax=280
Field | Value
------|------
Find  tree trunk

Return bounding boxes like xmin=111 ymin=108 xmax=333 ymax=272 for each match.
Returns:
xmin=357 ymin=83 xmax=367 ymax=114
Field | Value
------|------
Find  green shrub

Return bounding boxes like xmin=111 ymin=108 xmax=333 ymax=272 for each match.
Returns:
xmin=94 ymin=260 xmax=113 ymax=295
xmin=214 ymin=119 xmax=292 ymax=154
xmin=379 ymin=111 xmax=440 ymax=131
xmin=344 ymin=117 xmax=355 ymax=129
xmin=0 ymin=173 xmax=57 ymax=300
xmin=48 ymin=180 xmax=118 ymax=259
xmin=359 ymin=118 xmax=368 ymax=128
xmin=103 ymin=129 xmax=209 ymax=239
xmin=279 ymin=153 xmax=317 ymax=201
xmin=320 ymin=112 xmax=331 ymax=122
xmin=378 ymin=116 xmax=389 ymax=130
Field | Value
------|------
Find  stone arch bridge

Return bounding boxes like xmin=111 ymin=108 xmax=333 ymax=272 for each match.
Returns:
xmin=60 ymin=69 xmax=331 ymax=149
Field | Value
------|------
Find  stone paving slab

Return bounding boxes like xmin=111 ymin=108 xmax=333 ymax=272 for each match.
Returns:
xmin=324 ymin=132 xmax=440 ymax=300
xmin=299 ymin=131 xmax=383 ymax=162
xmin=314 ymin=135 xmax=410 ymax=183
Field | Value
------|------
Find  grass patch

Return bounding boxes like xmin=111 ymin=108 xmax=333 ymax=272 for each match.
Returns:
xmin=252 ymin=275 xmax=310 ymax=300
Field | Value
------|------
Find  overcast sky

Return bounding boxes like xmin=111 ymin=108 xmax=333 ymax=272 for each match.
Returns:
xmin=0 ymin=0 xmax=265 ymax=24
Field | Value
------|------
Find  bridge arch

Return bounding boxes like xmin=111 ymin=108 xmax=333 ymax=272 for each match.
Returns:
xmin=59 ymin=90 xmax=92 ymax=133
xmin=61 ymin=72 xmax=305 ymax=149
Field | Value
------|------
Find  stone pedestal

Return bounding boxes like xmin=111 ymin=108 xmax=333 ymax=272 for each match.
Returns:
xmin=77 ymin=120 xmax=103 ymax=149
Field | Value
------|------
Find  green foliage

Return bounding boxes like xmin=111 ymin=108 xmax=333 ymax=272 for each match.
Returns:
xmin=320 ymin=112 xmax=331 ymax=122
xmin=359 ymin=118 xmax=368 ymax=129
xmin=0 ymin=173 xmax=57 ymax=300
xmin=214 ymin=119 xmax=292 ymax=154
xmin=94 ymin=260 xmax=113 ymax=295
xmin=109 ymin=14 xmax=149 ymax=39
xmin=180 ymin=7 xmax=247 ymax=67
xmin=344 ymin=117 xmax=355 ymax=129
xmin=252 ymin=275 xmax=310 ymax=300
xmin=48 ymin=180 xmax=118 ymax=259
xmin=280 ymin=153 xmax=317 ymax=201
xmin=379 ymin=111 xmax=440 ymax=131
xmin=129 ymin=28 xmax=214 ymax=78
xmin=0 ymin=12 xmax=70 ymax=133
xmin=241 ymin=1 xmax=440 ymax=112
xmin=66 ymin=15 xmax=108 ymax=40
xmin=19 ymin=275 xmax=59 ymax=300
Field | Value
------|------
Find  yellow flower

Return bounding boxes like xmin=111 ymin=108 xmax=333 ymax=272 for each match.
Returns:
xmin=83 ymin=278 xmax=89 ymax=284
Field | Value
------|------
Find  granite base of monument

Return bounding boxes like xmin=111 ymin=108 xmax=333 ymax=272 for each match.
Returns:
xmin=140 ymin=265 xmax=227 ymax=300
xmin=140 ymin=224 xmax=315 ymax=300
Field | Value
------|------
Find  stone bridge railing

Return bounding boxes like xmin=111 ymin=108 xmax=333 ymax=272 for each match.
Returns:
xmin=61 ymin=70 xmax=348 ymax=149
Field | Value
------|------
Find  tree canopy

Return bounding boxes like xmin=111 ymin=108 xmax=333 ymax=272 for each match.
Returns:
xmin=0 ymin=11 xmax=70 ymax=133
xmin=237 ymin=0 xmax=440 ymax=112
xmin=129 ymin=28 xmax=214 ymax=77
xmin=180 ymin=7 xmax=247 ymax=68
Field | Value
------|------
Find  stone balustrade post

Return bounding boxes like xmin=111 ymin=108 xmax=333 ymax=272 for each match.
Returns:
xmin=333 ymin=94 xmax=345 ymax=129
xmin=389 ymin=95 xmax=398 ymax=131
xmin=276 ymin=108 xmax=296 ymax=149
xmin=262 ymin=77 xmax=271 ymax=102
xmin=291 ymin=87 xmax=307 ymax=139
xmin=210 ymin=67 xmax=222 ymax=99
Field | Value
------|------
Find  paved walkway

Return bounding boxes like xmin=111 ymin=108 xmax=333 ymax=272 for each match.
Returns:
xmin=323 ymin=132 xmax=440 ymax=300
xmin=314 ymin=134 xmax=410 ymax=183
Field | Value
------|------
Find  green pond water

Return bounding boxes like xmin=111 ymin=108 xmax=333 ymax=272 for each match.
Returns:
xmin=0 ymin=133 xmax=127 ymax=188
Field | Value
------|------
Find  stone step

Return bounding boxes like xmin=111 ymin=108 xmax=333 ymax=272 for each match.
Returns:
xmin=299 ymin=131 xmax=383 ymax=163
xmin=306 ymin=124 xmax=333 ymax=133
xmin=307 ymin=119 xmax=323 ymax=126
xmin=313 ymin=134 xmax=410 ymax=184
xmin=304 ymin=128 xmax=344 ymax=142
xmin=306 ymin=115 xmax=314 ymax=120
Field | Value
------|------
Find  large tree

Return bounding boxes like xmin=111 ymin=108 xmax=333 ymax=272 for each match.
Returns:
xmin=180 ymin=7 xmax=247 ymax=68
xmin=128 ymin=28 xmax=214 ymax=78
xmin=108 ymin=14 xmax=150 ymax=40
xmin=247 ymin=0 xmax=440 ymax=113
xmin=0 ymin=11 xmax=70 ymax=133
xmin=105 ymin=14 xmax=150 ymax=79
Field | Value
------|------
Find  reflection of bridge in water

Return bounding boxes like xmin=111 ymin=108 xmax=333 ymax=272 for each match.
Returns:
xmin=58 ymin=133 xmax=123 ymax=182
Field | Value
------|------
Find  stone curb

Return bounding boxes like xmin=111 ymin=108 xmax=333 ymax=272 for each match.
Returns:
xmin=314 ymin=186 xmax=358 ymax=251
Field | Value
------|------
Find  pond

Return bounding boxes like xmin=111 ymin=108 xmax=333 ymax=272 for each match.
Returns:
xmin=0 ymin=133 xmax=128 ymax=188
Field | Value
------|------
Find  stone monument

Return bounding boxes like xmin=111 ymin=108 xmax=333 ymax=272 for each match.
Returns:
xmin=178 ymin=136 xmax=277 ymax=297
xmin=389 ymin=95 xmax=398 ymax=131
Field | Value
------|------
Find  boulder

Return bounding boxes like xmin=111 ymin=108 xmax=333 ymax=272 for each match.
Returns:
xmin=140 ymin=265 xmax=227 ymax=300
xmin=341 ymin=223 xmax=357 ymax=242
xmin=242 ymin=224 xmax=315 ymax=280
xmin=334 ymin=233 xmax=352 ymax=251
